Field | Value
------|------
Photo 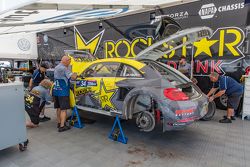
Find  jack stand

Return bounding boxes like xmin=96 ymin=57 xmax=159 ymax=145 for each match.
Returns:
xmin=70 ymin=106 xmax=84 ymax=128
xmin=108 ymin=115 xmax=128 ymax=144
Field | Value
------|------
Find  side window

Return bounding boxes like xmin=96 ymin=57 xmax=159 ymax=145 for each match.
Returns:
xmin=83 ymin=63 xmax=120 ymax=77
xmin=119 ymin=64 xmax=143 ymax=78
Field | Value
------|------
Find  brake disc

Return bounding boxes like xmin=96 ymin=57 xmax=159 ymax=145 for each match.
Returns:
xmin=136 ymin=111 xmax=155 ymax=132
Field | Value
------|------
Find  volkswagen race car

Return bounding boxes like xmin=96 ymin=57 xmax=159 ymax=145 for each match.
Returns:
xmin=69 ymin=27 xmax=212 ymax=132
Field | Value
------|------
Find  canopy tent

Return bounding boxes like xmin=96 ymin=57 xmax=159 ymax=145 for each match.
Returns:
xmin=0 ymin=33 xmax=37 ymax=59
xmin=0 ymin=0 xmax=199 ymax=59
xmin=0 ymin=0 xmax=199 ymax=35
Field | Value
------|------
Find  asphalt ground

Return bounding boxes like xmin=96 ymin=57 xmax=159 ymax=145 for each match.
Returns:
xmin=1 ymin=108 xmax=250 ymax=167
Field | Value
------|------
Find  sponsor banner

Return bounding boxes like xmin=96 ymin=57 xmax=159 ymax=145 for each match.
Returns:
xmin=38 ymin=0 xmax=249 ymax=71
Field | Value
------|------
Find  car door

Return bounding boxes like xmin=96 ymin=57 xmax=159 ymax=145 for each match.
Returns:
xmin=114 ymin=63 xmax=145 ymax=111
xmin=75 ymin=62 xmax=120 ymax=111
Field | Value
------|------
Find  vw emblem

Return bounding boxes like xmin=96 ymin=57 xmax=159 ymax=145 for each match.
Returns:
xmin=17 ymin=38 xmax=31 ymax=51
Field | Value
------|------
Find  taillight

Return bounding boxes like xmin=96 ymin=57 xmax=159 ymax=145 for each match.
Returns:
xmin=163 ymin=88 xmax=189 ymax=101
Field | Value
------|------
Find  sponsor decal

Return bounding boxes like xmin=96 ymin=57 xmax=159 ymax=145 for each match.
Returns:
xmin=104 ymin=37 xmax=153 ymax=58
xmin=74 ymin=26 xmax=104 ymax=55
xmin=166 ymin=11 xmax=189 ymax=20
xmin=198 ymin=3 xmax=217 ymax=19
xmin=75 ymin=87 xmax=92 ymax=96
xmin=93 ymin=79 xmax=117 ymax=110
xmin=76 ymin=80 xmax=97 ymax=87
xmin=198 ymin=2 xmax=244 ymax=20
xmin=17 ymin=38 xmax=31 ymax=51
xmin=166 ymin=60 xmax=223 ymax=75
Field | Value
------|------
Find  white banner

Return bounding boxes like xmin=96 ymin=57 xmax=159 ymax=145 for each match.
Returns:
xmin=0 ymin=33 xmax=38 ymax=59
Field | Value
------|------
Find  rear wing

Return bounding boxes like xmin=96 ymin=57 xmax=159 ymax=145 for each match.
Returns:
xmin=64 ymin=50 xmax=97 ymax=75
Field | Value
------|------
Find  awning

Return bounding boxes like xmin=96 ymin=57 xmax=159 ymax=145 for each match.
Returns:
xmin=0 ymin=0 xmax=199 ymax=35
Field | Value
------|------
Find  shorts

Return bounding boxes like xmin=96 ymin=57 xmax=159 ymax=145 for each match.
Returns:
xmin=54 ymin=96 xmax=70 ymax=110
xmin=227 ymin=93 xmax=242 ymax=110
xmin=25 ymin=95 xmax=45 ymax=125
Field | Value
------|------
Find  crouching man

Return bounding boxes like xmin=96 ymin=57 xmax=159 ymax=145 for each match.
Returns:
xmin=25 ymin=79 xmax=53 ymax=128
xmin=207 ymin=72 xmax=243 ymax=123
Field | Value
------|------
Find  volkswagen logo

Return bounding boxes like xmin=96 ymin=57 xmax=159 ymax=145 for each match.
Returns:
xmin=17 ymin=38 xmax=31 ymax=51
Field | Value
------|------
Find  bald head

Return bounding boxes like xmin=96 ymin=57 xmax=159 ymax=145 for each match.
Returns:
xmin=61 ymin=55 xmax=71 ymax=67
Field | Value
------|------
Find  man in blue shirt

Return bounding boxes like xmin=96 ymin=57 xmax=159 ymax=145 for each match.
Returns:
xmin=52 ymin=56 xmax=77 ymax=132
xmin=29 ymin=63 xmax=50 ymax=122
xmin=29 ymin=63 xmax=48 ymax=89
xmin=207 ymin=72 xmax=243 ymax=123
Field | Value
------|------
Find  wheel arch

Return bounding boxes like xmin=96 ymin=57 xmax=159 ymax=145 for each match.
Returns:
xmin=122 ymin=87 xmax=162 ymax=119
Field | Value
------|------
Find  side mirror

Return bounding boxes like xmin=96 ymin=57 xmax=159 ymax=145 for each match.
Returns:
xmin=77 ymin=74 xmax=85 ymax=79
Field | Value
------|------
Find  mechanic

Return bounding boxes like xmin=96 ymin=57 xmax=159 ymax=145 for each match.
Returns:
xmin=26 ymin=79 xmax=53 ymax=128
xmin=52 ymin=56 xmax=77 ymax=132
xmin=28 ymin=63 xmax=51 ymax=122
xmin=178 ymin=56 xmax=191 ymax=78
xmin=29 ymin=63 xmax=48 ymax=89
xmin=207 ymin=72 xmax=243 ymax=123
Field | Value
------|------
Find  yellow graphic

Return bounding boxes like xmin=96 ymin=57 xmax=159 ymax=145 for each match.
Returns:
xmin=162 ymin=42 xmax=175 ymax=59
xmin=95 ymin=79 xmax=116 ymax=109
xmin=25 ymin=95 xmax=34 ymax=104
xmin=193 ymin=38 xmax=218 ymax=57
xmin=72 ymin=58 xmax=145 ymax=110
xmin=102 ymin=27 xmax=244 ymax=59
xmin=193 ymin=27 xmax=244 ymax=58
xmin=74 ymin=26 xmax=104 ymax=55
xmin=104 ymin=37 xmax=153 ymax=58
xmin=219 ymin=29 xmax=242 ymax=57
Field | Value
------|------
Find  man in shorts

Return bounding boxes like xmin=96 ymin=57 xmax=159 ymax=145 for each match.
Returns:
xmin=25 ymin=79 xmax=53 ymax=128
xmin=52 ymin=56 xmax=77 ymax=132
xmin=207 ymin=72 xmax=243 ymax=123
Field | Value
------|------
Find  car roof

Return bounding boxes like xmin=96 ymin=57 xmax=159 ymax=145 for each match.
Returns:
xmin=90 ymin=58 xmax=146 ymax=70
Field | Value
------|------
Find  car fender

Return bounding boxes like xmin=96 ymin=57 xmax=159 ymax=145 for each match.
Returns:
xmin=122 ymin=87 xmax=164 ymax=119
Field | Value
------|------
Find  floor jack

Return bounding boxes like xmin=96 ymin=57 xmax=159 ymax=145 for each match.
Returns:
xmin=108 ymin=115 xmax=128 ymax=144
xmin=69 ymin=106 xmax=84 ymax=128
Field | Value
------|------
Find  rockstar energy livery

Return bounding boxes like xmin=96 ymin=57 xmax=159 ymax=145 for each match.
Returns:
xmin=70 ymin=27 xmax=212 ymax=132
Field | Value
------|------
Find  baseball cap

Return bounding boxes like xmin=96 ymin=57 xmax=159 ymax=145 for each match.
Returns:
xmin=40 ymin=63 xmax=48 ymax=69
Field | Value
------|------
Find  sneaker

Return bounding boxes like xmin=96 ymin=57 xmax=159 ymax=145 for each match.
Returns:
xmin=219 ymin=118 xmax=232 ymax=123
xmin=57 ymin=123 xmax=67 ymax=128
xmin=58 ymin=126 xmax=71 ymax=132
xmin=223 ymin=116 xmax=236 ymax=120
xmin=39 ymin=116 xmax=51 ymax=122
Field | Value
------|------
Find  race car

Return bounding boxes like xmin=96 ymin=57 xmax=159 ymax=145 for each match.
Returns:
xmin=69 ymin=27 xmax=213 ymax=132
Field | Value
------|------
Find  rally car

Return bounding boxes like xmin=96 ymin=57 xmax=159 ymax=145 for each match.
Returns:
xmin=69 ymin=27 xmax=212 ymax=132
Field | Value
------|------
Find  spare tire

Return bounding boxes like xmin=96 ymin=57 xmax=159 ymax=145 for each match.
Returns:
xmin=200 ymin=101 xmax=216 ymax=121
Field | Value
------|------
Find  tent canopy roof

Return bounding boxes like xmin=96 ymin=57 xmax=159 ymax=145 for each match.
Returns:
xmin=0 ymin=0 xmax=198 ymax=35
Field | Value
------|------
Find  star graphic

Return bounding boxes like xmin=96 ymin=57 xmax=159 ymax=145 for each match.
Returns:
xmin=94 ymin=79 xmax=116 ymax=110
xmin=193 ymin=38 xmax=218 ymax=57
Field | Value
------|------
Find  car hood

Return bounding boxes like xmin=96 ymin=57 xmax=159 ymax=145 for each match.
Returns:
xmin=136 ymin=27 xmax=213 ymax=61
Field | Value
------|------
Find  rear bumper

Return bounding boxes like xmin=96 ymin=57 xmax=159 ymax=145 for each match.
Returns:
xmin=160 ymin=94 xmax=208 ymax=131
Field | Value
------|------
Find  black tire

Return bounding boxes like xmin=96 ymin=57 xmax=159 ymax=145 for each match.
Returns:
xmin=200 ymin=101 xmax=216 ymax=121
xmin=214 ymin=94 xmax=227 ymax=110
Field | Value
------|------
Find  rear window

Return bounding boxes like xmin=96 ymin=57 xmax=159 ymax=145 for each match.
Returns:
xmin=142 ymin=60 xmax=188 ymax=86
